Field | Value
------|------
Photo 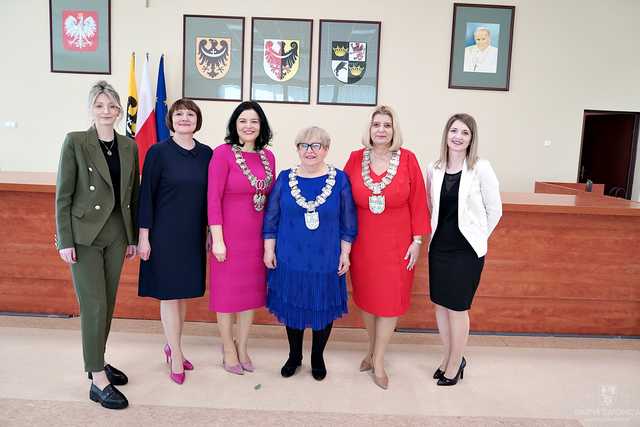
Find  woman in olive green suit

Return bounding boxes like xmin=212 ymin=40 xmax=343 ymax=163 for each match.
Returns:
xmin=55 ymin=81 xmax=139 ymax=410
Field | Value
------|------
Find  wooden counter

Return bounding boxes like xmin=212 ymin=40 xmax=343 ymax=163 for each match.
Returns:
xmin=1 ymin=172 xmax=639 ymax=335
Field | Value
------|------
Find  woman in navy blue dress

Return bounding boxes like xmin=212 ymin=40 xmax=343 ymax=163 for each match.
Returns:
xmin=263 ymin=126 xmax=357 ymax=381
xmin=137 ymin=99 xmax=212 ymax=385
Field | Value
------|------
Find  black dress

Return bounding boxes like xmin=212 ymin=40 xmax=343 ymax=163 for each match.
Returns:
xmin=138 ymin=139 xmax=213 ymax=300
xmin=429 ymin=171 xmax=484 ymax=311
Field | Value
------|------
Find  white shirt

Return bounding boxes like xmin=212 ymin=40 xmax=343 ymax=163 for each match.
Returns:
xmin=426 ymin=159 xmax=502 ymax=257
xmin=463 ymin=45 xmax=499 ymax=73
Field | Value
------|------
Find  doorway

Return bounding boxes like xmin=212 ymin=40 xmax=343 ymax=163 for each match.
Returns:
xmin=578 ymin=110 xmax=640 ymax=199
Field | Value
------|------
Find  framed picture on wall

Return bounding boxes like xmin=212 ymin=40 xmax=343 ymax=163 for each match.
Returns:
xmin=182 ymin=15 xmax=244 ymax=101
xmin=317 ymin=20 xmax=381 ymax=106
xmin=49 ymin=0 xmax=111 ymax=74
xmin=448 ymin=3 xmax=515 ymax=91
xmin=250 ymin=17 xmax=313 ymax=104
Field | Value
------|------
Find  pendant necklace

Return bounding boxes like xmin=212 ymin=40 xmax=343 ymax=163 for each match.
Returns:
xmin=99 ymin=139 xmax=115 ymax=156
xmin=288 ymin=165 xmax=337 ymax=230
xmin=361 ymin=149 xmax=401 ymax=214
xmin=231 ymin=144 xmax=273 ymax=212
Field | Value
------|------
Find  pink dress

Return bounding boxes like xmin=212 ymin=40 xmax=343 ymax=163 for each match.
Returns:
xmin=207 ymin=143 xmax=276 ymax=312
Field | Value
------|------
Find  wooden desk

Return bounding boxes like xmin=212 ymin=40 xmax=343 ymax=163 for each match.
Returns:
xmin=1 ymin=172 xmax=639 ymax=335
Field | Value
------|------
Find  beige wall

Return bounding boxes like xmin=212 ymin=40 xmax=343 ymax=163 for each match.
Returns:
xmin=1 ymin=0 xmax=639 ymax=194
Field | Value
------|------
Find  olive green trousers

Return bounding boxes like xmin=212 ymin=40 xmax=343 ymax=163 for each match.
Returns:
xmin=70 ymin=209 xmax=127 ymax=372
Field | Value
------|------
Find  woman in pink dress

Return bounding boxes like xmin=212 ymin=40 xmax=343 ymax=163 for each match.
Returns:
xmin=207 ymin=101 xmax=275 ymax=374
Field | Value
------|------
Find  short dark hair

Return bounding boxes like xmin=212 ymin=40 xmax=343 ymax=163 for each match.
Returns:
xmin=224 ymin=101 xmax=272 ymax=151
xmin=166 ymin=98 xmax=203 ymax=133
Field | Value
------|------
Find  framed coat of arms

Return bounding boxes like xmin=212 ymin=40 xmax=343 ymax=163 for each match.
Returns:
xmin=49 ymin=0 xmax=111 ymax=74
xmin=317 ymin=20 xmax=381 ymax=106
xmin=251 ymin=17 xmax=313 ymax=104
xmin=182 ymin=15 xmax=245 ymax=101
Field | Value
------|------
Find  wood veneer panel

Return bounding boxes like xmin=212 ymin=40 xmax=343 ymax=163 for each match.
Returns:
xmin=2 ymin=182 xmax=639 ymax=335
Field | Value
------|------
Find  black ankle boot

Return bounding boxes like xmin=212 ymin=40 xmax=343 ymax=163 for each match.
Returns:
xmin=281 ymin=357 xmax=302 ymax=377
xmin=310 ymin=322 xmax=332 ymax=381
xmin=89 ymin=383 xmax=128 ymax=409
xmin=311 ymin=355 xmax=326 ymax=381
xmin=282 ymin=326 xmax=304 ymax=378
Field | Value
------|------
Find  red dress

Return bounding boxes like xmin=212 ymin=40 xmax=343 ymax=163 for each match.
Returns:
xmin=344 ymin=148 xmax=430 ymax=316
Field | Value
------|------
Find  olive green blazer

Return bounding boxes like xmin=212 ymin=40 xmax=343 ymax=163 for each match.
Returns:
xmin=55 ymin=127 xmax=140 ymax=249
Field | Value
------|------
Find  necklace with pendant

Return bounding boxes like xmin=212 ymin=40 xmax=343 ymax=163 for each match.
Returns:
xmin=99 ymin=139 xmax=115 ymax=156
xmin=361 ymin=149 xmax=401 ymax=214
xmin=231 ymin=144 xmax=273 ymax=212
xmin=288 ymin=165 xmax=337 ymax=230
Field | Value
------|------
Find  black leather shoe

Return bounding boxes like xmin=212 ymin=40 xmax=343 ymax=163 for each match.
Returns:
xmin=88 ymin=364 xmax=128 ymax=386
xmin=311 ymin=356 xmax=327 ymax=381
xmin=280 ymin=358 xmax=302 ymax=378
xmin=89 ymin=383 xmax=129 ymax=410
xmin=433 ymin=367 xmax=445 ymax=380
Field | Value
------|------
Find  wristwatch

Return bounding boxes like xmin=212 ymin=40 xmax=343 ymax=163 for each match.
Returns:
xmin=413 ymin=237 xmax=423 ymax=245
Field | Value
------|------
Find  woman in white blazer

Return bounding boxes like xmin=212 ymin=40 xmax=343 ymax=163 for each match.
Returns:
xmin=425 ymin=113 xmax=501 ymax=386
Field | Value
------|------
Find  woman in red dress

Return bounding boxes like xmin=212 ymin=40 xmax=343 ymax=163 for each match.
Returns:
xmin=344 ymin=105 xmax=429 ymax=389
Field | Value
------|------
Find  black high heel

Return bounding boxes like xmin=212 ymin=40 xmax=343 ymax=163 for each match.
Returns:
xmin=432 ymin=367 xmax=445 ymax=380
xmin=437 ymin=357 xmax=466 ymax=386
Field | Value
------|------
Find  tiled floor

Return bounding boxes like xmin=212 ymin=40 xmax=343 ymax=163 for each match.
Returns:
xmin=1 ymin=316 xmax=638 ymax=426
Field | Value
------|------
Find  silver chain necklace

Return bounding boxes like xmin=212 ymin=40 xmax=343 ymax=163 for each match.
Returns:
xmin=99 ymin=138 xmax=115 ymax=156
xmin=361 ymin=148 xmax=401 ymax=214
xmin=231 ymin=144 xmax=273 ymax=211
xmin=288 ymin=165 xmax=337 ymax=230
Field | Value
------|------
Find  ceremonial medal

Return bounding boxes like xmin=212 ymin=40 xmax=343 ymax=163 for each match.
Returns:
xmin=368 ymin=195 xmax=385 ymax=214
xmin=232 ymin=145 xmax=273 ymax=212
xmin=361 ymin=149 xmax=401 ymax=214
xmin=289 ymin=166 xmax=337 ymax=230
xmin=304 ymin=211 xmax=320 ymax=230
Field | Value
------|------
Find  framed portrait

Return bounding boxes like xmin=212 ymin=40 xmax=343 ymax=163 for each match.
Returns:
xmin=250 ymin=17 xmax=313 ymax=104
xmin=182 ymin=15 xmax=244 ymax=101
xmin=448 ymin=3 xmax=515 ymax=91
xmin=49 ymin=0 xmax=111 ymax=74
xmin=317 ymin=20 xmax=381 ymax=106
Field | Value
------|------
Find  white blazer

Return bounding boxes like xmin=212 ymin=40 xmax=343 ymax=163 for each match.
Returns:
xmin=426 ymin=158 xmax=502 ymax=257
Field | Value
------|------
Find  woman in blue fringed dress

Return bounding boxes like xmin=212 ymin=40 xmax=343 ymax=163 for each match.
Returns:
xmin=263 ymin=126 xmax=357 ymax=381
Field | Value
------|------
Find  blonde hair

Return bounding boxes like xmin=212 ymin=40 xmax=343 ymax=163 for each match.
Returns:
xmin=361 ymin=105 xmax=403 ymax=151
xmin=435 ymin=113 xmax=479 ymax=170
xmin=88 ymin=80 xmax=123 ymax=122
xmin=294 ymin=126 xmax=331 ymax=148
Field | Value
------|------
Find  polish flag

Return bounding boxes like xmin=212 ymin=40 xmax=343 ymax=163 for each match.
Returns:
xmin=135 ymin=55 xmax=157 ymax=170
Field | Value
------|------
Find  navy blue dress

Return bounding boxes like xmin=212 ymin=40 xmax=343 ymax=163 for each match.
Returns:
xmin=263 ymin=168 xmax=357 ymax=330
xmin=138 ymin=139 xmax=213 ymax=300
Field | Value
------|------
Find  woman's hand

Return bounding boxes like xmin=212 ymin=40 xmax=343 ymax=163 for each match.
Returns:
xmin=125 ymin=245 xmax=137 ymax=259
xmin=264 ymin=249 xmax=277 ymax=269
xmin=206 ymin=230 xmax=213 ymax=252
xmin=337 ymin=251 xmax=350 ymax=276
xmin=137 ymin=239 xmax=151 ymax=261
xmin=59 ymin=247 xmax=77 ymax=264
xmin=212 ymin=240 xmax=226 ymax=262
xmin=404 ymin=241 xmax=421 ymax=270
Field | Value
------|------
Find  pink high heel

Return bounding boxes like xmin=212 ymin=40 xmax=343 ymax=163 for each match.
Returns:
xmin=221 ymin=345 xmax=244 ymax=375
xmin=163 ymin=344 xmax=194 ymax=370
xmin=235 ymin=340 xmax=254 ymax=372
xmin=170 ymin=371 xmax=185 ymax=385
xmin=163 ymin=344 xmax=186 ymax=384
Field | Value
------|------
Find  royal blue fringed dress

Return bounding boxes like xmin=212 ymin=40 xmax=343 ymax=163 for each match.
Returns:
xmin=263 ymin=168 xmax=357 ymax=330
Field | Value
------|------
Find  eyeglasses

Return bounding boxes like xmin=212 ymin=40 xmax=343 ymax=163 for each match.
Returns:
xmin=297 ymin=142 xmax=324 ymax=152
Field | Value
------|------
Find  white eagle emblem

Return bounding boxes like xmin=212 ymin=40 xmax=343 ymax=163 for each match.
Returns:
xmin=63 ymin=11 xmax=98 ymax=50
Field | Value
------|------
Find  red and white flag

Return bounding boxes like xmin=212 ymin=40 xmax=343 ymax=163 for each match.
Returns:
xmin=135 ymin=55 xmax=157 ymax=170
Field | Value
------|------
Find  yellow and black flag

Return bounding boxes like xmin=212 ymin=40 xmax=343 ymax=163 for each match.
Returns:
xmin=126 ymin=52 xmax=138 ymax=138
